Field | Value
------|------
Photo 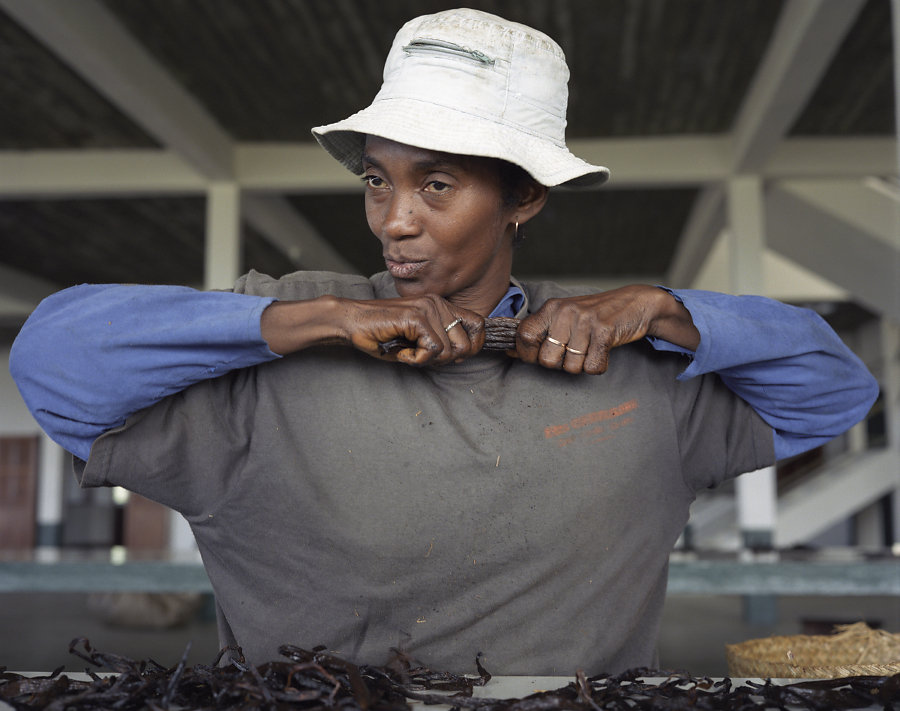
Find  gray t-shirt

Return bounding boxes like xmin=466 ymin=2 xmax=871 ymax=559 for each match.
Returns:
xmin=79 ymin=270 xmax=774 ymax=675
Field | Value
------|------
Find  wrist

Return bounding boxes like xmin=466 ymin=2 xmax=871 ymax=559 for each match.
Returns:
xmin=647 ymin=288 xmax=700 ymax=350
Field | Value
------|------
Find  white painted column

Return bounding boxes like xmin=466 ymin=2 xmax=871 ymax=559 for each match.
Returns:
xmin=888 ymin=0 xmax=900 ymax=550
xmin=735 ymin=468 xmax=778 ymax=550
xmin=726 ymin=176 xmax=765 ymax=296
xmin=165 ymin=181 xmax=242 ymax=557
xmin=34 ymin=432 xmax=65 ymax=559
xmin=204 ymin=181 xmax=242 ymax=291
xmin=882 ymin=319 xmax=900 ymax=549
xmin=894 ymin=0 xmax=900 ymax=168
xmin=727 ymin=176 xmax=778 ymax=550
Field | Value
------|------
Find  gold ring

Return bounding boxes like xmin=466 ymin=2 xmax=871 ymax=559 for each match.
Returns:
xmin=444 ymin=318 xmax=463 ymax=332
xmin=546 ymin=336 xmax=566 ymax=348
xmin=565 ymin=346 xmax=586 ymax=355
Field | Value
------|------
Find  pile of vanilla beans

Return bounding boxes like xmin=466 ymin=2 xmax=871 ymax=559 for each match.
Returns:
xmin=2 ymin=638 xmax=898 ymax=710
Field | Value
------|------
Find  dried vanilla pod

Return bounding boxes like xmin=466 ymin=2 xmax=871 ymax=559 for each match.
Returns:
xmin=3 ymin=639 xmax=899 ymax=710
xmin=379 ymin=317 xmax=521 ymax=355
xmin=482 ymin=317 xmax=520 ymax=351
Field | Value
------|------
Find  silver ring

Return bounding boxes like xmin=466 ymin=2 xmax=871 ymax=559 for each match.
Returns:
xmin=546 ymin=336 xmax=566 ymax=348
xmin=444 ymin=317 xmax=463 ymax=333
xmin=565 ymin=346 xmax=586 ymax=355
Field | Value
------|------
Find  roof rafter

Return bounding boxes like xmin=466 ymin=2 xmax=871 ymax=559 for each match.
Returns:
xmin=0 ymin=0 xmax=233 ymax=179
xmin=766 ymin=180 xmax=900 ymax=320
xmin=0 ymin=0 xmax=340 ymax=278
xmin=0 ymin=150 xmax=205 ymax=198
xmin=731 ymin=0 xmax=868 ymax=172
xmin=668 ymin=0 xmax=868 ymax=288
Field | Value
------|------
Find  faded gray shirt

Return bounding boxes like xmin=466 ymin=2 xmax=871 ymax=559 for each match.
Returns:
xmin=79 ymin=270 xmax=773 ymax=675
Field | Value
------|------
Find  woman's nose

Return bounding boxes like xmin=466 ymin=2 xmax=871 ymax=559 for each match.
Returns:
xmin=379 ymin=192 xmax=420 ymax=240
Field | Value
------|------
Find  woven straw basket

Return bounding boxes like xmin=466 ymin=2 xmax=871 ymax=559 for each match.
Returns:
xmin=726 ymin=623 xmax=900 ymax=678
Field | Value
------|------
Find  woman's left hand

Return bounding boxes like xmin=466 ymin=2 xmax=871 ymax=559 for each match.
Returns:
xmin=512 ymin=285 xmax=700 ymax=374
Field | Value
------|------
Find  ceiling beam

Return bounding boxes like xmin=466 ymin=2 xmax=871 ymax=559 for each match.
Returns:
xmin=762 ymin=137 xmax=898 ymax=178
xmin=236 ymin=145 xmax=362 ymax=192
xmin=0 ymin=0 xmax=234 ymax=179
xmin=566 ymin=137 xmax=730 ymax=189
xmin=730 ymin=0 xmax=867 ymax=172
xmin=774 ymin=178 xmax=900 ymax=248
xmin=0 ymin=0 xmax=359 ymax=274
xmin=242 ymin=196 xmax=356 ymax=274
xmin=1 ymin=138 xmax=895 ymax=198
xmin=766 ymin=180 xmax=900 ymax=321
xmin=669 ymin=0 xmax=866 ymax=290
xmin=0 ymin=150 xmax=205 ymax=199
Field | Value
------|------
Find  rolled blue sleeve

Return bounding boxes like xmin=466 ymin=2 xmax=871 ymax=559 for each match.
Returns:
xmin=10 ymin=284 xmax=280 ymax=461
xmin=647 ymin=288 xmax=879 ymax=461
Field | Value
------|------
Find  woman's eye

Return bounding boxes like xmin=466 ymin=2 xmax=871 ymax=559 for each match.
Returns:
xmin=362 ymin=175 xmax=386 ymax=188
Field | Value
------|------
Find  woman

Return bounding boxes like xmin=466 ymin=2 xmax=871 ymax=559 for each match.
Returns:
xmin=11 ymin=9 xmax=877 ymax=674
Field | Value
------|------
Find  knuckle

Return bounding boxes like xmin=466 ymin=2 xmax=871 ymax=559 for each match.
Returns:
xmin=538 ymin=352 xmax=560 ymax=369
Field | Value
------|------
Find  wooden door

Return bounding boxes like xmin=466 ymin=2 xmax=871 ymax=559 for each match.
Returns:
xmin=0 ymin=436 xmax=37 ymax=549
xmin=124 ymin=493 xmax=169 ymax=551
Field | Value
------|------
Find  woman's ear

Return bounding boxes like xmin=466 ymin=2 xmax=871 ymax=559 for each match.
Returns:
xmin=517 ymin=182 xmax=549 ymax=225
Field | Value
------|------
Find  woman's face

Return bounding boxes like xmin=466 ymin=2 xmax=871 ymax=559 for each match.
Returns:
xmin=362 ymin=136 xmax=520 ymax=315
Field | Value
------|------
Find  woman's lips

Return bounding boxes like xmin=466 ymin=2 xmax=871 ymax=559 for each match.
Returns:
xmin=385 ymin=259 xmax=427 ymax=279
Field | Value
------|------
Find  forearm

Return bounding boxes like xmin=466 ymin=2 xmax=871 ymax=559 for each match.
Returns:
xmin=651 ymin=288 xmax=879 ymax=459
xmin=10 ymin=283 xmax=278 ymax=459
xmin=260 ymin=296 xmax=351 ymax=355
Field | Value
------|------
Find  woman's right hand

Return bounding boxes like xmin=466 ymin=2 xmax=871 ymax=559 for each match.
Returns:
xmin=260 ymin=294 xmax=486 ymax=366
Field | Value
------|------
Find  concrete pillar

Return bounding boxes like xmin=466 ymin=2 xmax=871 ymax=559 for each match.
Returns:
xmin=169 ymin=512 xmax=201 ymax=560
xmin=34 ymin=433 xmax=65 ymax=560
xmin=888 ymin=0 xmax=900 ymax=550
xmin=727 ymin=175 xmax=778 ymax=623
xmin=726 ymin=176 xmax=765 ymax=296
xmin=894 ymin=0 xmax=900 ymax=164
xmin=164 ymin=181 xmax=243 ymax=557
xmin=882 ymin=319 xmax=900 ymax=549
xmin=204 ymin=181 xmax=242 ymax=291
xmin=727 ymin=176 xmax=777 ymax=546
xmin=735 ymin=466 xmax=778 ymax=550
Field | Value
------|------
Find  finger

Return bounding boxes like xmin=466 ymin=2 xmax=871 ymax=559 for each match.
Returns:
xmin=404 ymin=308 xmax=484 ymax=365
xmin=582 ymin=342 xmax=610 ymax=374
xmin=393 ymin=300 xmax=460 ymax=364
xmin=438 ymin=310 xmax=486 ymax=360
xmin=460 ymin=313 xmax=486 ymax=352
xmin=514 ymin=313 xmax=550 ymax=363
xmin=439 ymin=316 xmax=468 ymax=362
xmin=561 ymin=341 xmax=589 ymax=374
xmin=393 ymin=327 xmax=443 ymax=365
xmin=538 ymin=333 xmax=568 ymax=370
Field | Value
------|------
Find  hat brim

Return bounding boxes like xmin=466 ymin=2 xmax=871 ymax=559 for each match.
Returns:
xmin=312 ymin=98 xmax=609 ymax=189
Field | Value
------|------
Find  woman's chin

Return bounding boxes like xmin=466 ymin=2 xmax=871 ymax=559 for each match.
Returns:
xmin=393 ymin=278 xmax=439 ymax=298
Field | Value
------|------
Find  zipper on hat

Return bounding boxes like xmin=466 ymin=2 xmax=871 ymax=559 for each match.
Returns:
xmin=403 ymin=39 xmax=495 ymax=65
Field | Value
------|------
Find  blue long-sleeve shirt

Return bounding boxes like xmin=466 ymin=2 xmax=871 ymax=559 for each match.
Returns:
xmin=9 ymin=281 xmax=879 ymax=463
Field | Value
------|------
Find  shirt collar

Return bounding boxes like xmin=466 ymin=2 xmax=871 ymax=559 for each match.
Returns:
xmin=489 ymin=284 xmax=525 ymax=318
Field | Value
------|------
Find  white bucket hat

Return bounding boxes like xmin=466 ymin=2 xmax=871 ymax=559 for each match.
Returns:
xmin=312 ymin=8 xmax=609 ymax=188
